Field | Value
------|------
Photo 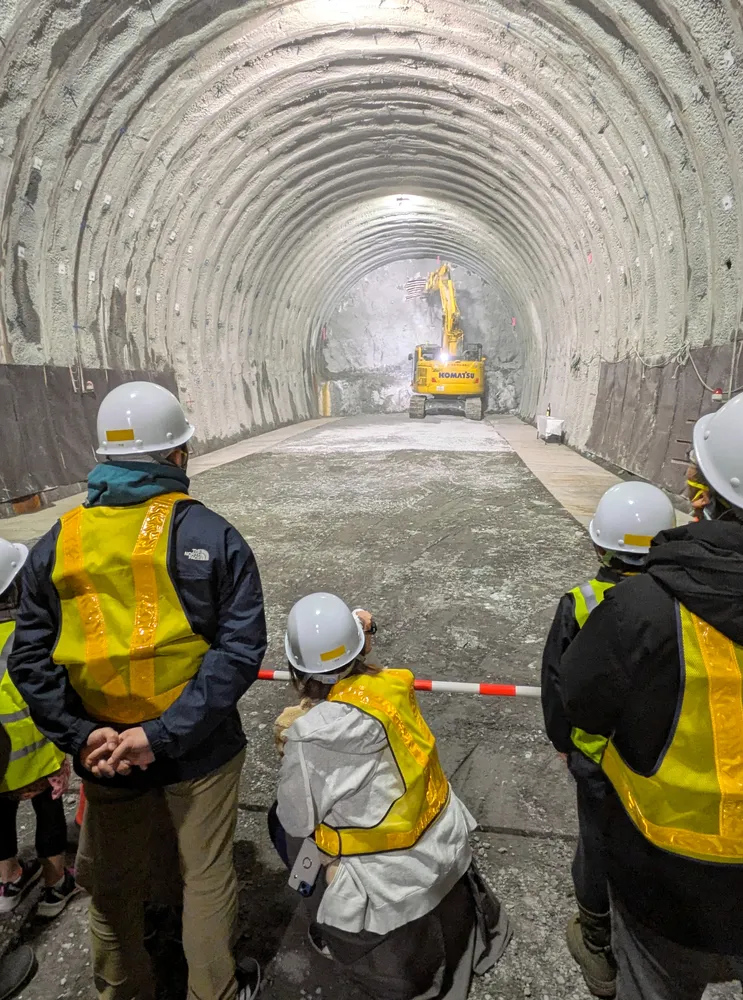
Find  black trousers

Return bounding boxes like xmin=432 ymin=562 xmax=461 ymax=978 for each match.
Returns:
xmin=569 ymin=751 xmax=611 ymax=914
xmin=612 ymin=893 xmax=743 ymax=1000
xmin=0 ymin=786 xmax=67 ymax=861
xmin=267 ymin=802 xmax=512 ymax=1000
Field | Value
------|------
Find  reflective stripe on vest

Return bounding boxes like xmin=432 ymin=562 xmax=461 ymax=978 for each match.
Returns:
xmin=0 ymin=623 xmax=65 ymax=794
xmin=314 ymin=669 xmax=450 ymax=857
xmin=603 ymin=604 xmax=743 ymax=864
xmin=571 ymin=579 xmax=614 ymax=630
xmin=52 ymin=494 xmax=210 ymax=725
xmin=570 ymin=578 xmax=616 ymax=764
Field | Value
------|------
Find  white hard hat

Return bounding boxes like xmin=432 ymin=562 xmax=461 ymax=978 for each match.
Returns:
xmin=693 ymin=394 xmax=743 ymax=508
xmin=285 ymin=593 xmax=366 ymax=677
xmin=589 ymin=481 xmax=675 ymax=554
xmin=96 ymin=381 xmax=194 ymax=456
xmin=0 ymin=538 xmax=28 ymax=595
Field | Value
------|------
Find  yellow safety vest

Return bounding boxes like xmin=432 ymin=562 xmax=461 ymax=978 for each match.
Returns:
xmin=0 ymin=622 xmax=65 ymax=794
xmin=314 ymin=669 xmax=450 ymax=857
xmin=603 ymin=605 xmax=743 ymax=864
xmin=570 ymin=579 xmax=616 ymax=764
xmin=52 ymin=493 xmax=210 ymax=725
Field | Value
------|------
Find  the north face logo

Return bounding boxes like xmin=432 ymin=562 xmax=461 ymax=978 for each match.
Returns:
xmin=185 ymin=548 xmax=210 ymax=562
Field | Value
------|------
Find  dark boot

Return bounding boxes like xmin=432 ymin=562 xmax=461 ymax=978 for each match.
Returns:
xmin=566 ymin=904 xmax=616 ymax=998
xmin=0 ymin=946 xmax=37 ymax=999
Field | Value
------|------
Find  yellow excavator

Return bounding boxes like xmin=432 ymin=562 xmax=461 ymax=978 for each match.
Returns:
xmin=407 ymin=264 xmax=486 ymax=420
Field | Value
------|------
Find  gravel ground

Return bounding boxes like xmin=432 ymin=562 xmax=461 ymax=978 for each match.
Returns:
xmin=6 ymin=415 xmax=740 ymax=999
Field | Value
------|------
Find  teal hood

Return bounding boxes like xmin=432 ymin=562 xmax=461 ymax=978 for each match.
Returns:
xmin=86 ymin=461 xmax=190 ymax=508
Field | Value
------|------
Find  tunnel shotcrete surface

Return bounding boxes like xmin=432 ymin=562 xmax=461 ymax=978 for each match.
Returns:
xmin=1 ymin=1 xmax=743 ymax=502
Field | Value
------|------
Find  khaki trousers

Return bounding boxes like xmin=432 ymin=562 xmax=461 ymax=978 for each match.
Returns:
xmin=77 ymin=750 xmax=245 ymax=1000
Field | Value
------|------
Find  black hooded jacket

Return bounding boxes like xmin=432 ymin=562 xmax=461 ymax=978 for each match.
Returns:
xmin=560 ymin=520 xmax=743 ymax=952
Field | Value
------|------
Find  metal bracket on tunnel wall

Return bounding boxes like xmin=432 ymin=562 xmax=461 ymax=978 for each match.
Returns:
xmin=319 ymin=381 xmax=331 ymax=417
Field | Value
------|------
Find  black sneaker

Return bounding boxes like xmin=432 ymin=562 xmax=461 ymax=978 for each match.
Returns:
xmin=0 ymin=859 xmax=42 ymax=913
xmin=36 ymin=870 xmax=80 ymax=919
xmin=236 ymin=956 xmax=261 ymax=1000
xmin=307 ymin=923 xmax=333 ymax=960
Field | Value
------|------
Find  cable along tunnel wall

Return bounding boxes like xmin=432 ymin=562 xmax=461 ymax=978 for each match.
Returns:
xmin=0 ymin=1 xmax=741 ymax=499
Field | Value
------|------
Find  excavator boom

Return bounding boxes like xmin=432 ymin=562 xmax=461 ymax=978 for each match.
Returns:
xmin=425 ymin=264 xmax=464 ymax=356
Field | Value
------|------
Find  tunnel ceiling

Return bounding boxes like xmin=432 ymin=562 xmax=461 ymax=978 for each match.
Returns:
xmin=0 ymin=0 xmax=742 ymax=448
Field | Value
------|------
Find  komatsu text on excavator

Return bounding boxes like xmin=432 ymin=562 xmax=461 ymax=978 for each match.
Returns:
xmin=406 ymin=264 xmax=486 ymax=420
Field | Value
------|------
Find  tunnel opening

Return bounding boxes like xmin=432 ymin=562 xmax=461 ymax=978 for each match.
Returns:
xmin=319 ymin=257 xmax=523 ymax=418
xmin=0 ymin=0 xmax=740 ymax=506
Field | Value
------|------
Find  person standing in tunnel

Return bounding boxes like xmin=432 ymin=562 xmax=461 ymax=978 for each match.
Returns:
xmin=8 ymin=382 xmax=267 ymax=1000
xmin=541 ymin=481 xmax=675 ymax=998
xmin=559 ymin=393 xmax=743 ymax=999
xmin=0 ymin=537 xmax=78 ymax=919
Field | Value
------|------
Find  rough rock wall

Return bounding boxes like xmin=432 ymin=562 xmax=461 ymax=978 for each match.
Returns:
xmin=323 ymin=260 xmax=522 ymax=416
xmin=0 ymin=1 xmax=742 ymax=493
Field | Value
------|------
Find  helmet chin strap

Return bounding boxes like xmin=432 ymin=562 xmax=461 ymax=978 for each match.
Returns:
xmin=311 ymin=661 xmax=357 ymax=686
xmin=291 ymin=660 xmax=357 ymax=688
xmin=601 ymin=549 xmax=647 ymax=568
xmin=706 ymin=496 xmax=743 ymax=523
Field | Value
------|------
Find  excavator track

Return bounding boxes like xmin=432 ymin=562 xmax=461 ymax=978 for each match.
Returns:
xmin=464 ymin=397 xmax=484 ymax=421
xmin=409 ymin=395 xmax=427 ymax=420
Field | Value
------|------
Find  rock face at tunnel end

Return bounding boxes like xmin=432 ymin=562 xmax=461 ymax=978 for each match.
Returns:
xmin=322 ymin=259 xmax=522 ymax=416
xmin=0 ymin=0 xmax=742 ymax=501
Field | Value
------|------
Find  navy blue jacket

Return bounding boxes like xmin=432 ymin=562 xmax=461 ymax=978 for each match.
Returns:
xmin=8 ymin=499 xmax=267 ymax=787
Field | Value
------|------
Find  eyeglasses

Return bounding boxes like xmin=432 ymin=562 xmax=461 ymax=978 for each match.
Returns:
xmin=687 ymin=480 xmax=708 ymax=503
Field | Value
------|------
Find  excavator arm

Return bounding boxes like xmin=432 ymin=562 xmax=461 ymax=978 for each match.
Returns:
xmin=425 ymin=264 xmax=465 ymax=357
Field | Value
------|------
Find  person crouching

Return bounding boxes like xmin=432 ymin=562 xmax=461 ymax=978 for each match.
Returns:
xmin=269 ymin=592 xmax=512 ymax=1000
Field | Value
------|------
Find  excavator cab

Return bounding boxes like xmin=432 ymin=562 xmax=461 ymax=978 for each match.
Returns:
xmin=461 ymin=343 xmax=483 ymax=362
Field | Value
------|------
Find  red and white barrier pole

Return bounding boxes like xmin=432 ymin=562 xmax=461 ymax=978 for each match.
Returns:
xmin=257 ymin=669 xmax=540 ymax=699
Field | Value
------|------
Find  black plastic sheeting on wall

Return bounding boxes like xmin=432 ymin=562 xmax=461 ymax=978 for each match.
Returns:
xmin=0 ymin=365 xmax=178 ymax=503
xmin=586 ymin=342 xmax=741 ymax=493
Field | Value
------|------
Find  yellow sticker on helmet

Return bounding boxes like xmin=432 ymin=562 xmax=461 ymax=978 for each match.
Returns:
xmin=320 ymin=645 xmax=346 ymax=662
xmin=624 ymin=534 xmax=653 ymax=547
xmin=106 ymin=429 xmax=135 ymax=442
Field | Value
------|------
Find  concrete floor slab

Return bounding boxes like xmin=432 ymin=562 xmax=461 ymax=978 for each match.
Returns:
xmin=10 ymin=415 xmax=735 ymax=999
xmin=492 ymin=416 xmax=691 ymax=528
xmin=489 ymin=417 xmax=621 ymax=527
